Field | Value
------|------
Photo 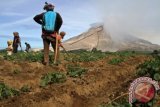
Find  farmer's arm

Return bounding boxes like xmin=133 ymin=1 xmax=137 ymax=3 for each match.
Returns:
xmin=19 ymin=38 xmax=22 ymax=48
xmin=8 ymin=48 xmax=13 ymax=51
xmin=59 ymin=43 xmax=64 ymax=48
xmin=58 ymin=40 xmax=65 ymax=49
xmin=59 ymin=42 xmax=66 ymax=52
xmin=55 ymin=13 xmax=63 ymax=33
xmin=6 ymin=46 xmax=13 ymax=51
xmin=33 ymin=13 xmax=44 ymax=25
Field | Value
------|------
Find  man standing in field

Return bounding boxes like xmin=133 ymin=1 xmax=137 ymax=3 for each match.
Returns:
xmin=33 ymin=2 xmax=63 ymax=65
xmin=12 ymin=32 xmax=22 ymax=53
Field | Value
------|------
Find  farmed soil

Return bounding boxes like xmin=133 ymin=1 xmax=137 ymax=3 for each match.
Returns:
xmin=0 ymin=50 xmax=159 ymax=107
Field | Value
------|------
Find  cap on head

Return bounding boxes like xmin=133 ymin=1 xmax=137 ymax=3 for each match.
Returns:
xmin=13 ymin=32 xmax=19 ymax=36
xmin=43 ymin=2 xmax=55 ymax=11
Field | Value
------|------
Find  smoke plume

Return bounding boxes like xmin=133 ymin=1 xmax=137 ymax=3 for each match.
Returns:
xmin=92 ymin=0 xmax=160 ymax=44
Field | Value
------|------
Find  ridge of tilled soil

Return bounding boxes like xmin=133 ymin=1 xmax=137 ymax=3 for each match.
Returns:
xmin=0 ymin=55 xmax=151 ymax=107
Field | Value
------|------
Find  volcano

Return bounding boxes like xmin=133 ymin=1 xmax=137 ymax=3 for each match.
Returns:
xmin=62 ymin=25 xmax=160 ymax=52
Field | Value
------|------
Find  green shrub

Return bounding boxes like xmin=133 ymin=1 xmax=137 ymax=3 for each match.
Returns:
xmin=40 ymin=72 xmax=66 ymax=87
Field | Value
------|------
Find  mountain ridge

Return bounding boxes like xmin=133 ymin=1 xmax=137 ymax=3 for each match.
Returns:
xmin=63 ymin=25 xmax=160 ymax=52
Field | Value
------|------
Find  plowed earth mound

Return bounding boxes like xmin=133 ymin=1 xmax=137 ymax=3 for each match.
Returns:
xmin=0 ymin=55 xmax=151 ymax=107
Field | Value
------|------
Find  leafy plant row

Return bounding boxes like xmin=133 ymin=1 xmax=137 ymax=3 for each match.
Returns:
xmin=64 ymin=51 xmax=108 ymax=62
xmin=40 ymin=64 xmax=87 ymax=87
xmin=108 ymin=58 xmax=125 ymax=65
xmin=67 ymin=64 xmax=87 ymax=77
xmin=0 ymin=50 xmax=139 ymax=63
xmin=136 ymin=56 xmax=160 ymax=106
xmin=0 ymin=82 xmax=32 ymax=100
xmin=3 ymin=52 xmax=43 ymax=62
xmin=136 ymin=58 xmax=160 ymax=81
xmin=40 ymin=72 xmax=66 ymax=87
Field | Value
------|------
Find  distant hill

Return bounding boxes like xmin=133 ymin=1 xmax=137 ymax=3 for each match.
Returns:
xmin=63 ymin=25 xmax=160 ymax=52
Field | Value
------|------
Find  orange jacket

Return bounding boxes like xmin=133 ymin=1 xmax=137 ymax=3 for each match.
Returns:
xmin=50 ymin=34 xmax=62 ymax=46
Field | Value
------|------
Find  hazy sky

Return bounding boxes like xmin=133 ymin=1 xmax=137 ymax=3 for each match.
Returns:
xmin=0 ymin=0 xmax=100 ymax=41
xmin=0 ymin=0 xmax=160 ymax=45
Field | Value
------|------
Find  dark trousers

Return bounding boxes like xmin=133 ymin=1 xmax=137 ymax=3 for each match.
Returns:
xmin=13 ymin=45 xmax=18 ymax=53
xmin=25 ymin=47 xmax=30 ymax=52
xmin=43 ymin=37 xmax=59 ymax=65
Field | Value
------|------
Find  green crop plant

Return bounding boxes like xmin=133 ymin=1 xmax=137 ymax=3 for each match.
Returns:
xmin=136 ymin=58 xmax=160 ymax=81
xmin=25 ymin=52 xmax=43 ymax=62
xmin=20 ymin=85 xmax=31 ymax=92
xmin=3 ymin=52 xmax=43 ymax=62
xmin=0 ymin=82 xmax=19 ymax=100
xmin=67 ymin=64 xmax=87 ymax=78
xmin=64 ymin=51 xmax=107 ymax=62
xmin=40 ymin=72 xmax=66 ymax=87
xmin=113 ymin=51 xmax=136 ymax=58
xmin=109 ymin=58 xmax=124 ymax=65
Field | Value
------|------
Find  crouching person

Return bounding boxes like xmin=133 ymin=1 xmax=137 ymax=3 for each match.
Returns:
xmin=25 ymin=42 xmax=31 ymax=52
xmin=50 ymin=31 xmax=66 ymax=64
xmin=6 ymin=40 xmax=13 ymax=55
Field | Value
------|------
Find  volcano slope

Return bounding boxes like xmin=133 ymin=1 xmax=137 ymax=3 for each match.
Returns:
xmin=0 ymin=51 xmax=158 ymax=107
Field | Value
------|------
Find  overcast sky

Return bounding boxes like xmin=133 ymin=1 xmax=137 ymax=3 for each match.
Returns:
xmin=0 ymin=0 xmax=160 ymax=45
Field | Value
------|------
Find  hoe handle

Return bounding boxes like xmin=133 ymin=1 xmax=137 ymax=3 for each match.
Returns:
xmin=54 ymin=33 xmax=58 ymax=64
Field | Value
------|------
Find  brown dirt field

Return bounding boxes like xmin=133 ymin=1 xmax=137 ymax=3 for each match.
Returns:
xmin=0 ymin=55 xmax=151 ymax=107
